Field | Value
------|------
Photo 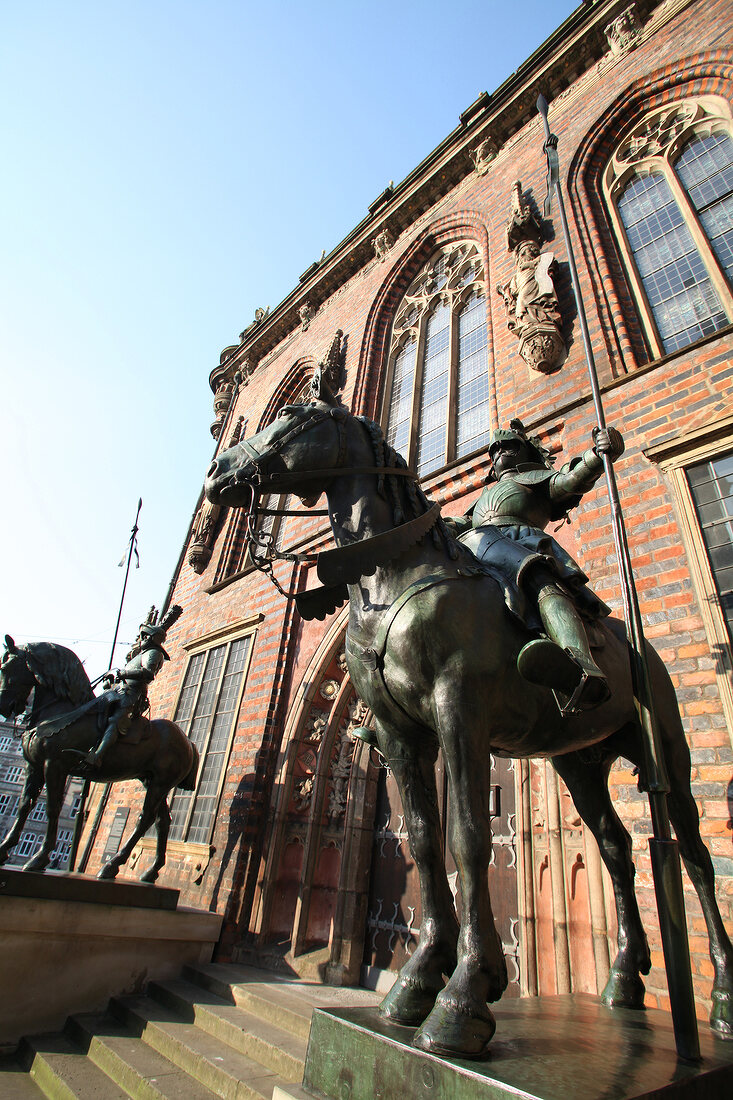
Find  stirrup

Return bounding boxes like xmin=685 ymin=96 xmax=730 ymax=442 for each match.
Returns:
xmin=553 ymin=648 xmax=610 ymax=717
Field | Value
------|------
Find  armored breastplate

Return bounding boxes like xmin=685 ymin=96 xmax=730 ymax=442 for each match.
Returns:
xmin=473 ymin=477 xmax=552 ymax=530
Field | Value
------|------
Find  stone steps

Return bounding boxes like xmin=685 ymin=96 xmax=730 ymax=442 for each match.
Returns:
xmin=6 ymin=962 xmax=380 ymax=1099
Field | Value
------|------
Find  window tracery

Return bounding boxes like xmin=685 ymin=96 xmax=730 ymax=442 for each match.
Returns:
xmin=383 ymin=241 xmax=490 ymax=478
xmin=604 ymin=97 xmax=733 ymax=357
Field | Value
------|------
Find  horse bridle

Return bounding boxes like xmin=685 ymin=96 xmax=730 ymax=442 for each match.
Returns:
xmin=232 ymin=404 xmax=421 ymax=599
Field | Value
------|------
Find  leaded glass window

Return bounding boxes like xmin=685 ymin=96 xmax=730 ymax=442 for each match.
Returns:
xmin=605 ymin=99 xmax=733 ymax=357
xmin=169 ymin=632 xmax=254 ymax=844
xmin=385 ymin=242 xmax=490 ymax=478
xmin=687 ymin=450 xmax=733 ymax=644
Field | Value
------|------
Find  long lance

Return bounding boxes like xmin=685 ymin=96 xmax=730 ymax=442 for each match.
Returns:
xmin=70 ymin=498 xmax=143 ymax=874
xmin=536 ymin=94 xmax=699 ymax=1061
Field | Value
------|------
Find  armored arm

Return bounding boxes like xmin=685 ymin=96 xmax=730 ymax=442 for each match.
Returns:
xmin=550 ymin=428 xmax=624 ymax=502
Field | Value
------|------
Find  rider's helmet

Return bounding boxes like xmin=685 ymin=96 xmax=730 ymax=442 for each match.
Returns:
xmin=488 ymin=419 xmax=553 ymax=471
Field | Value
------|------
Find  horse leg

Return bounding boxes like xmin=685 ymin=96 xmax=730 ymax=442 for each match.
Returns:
xmin=662 ymin=720 xmax=733 ymax=1037
xmin=376 ymin=723 xmax=459 ymax=1027
xmin=97 ymin=783 xmax=162 ymax=881
xmin=23 ymin=760 xmax=65 ymax=872
xmin=139 ymin=796 xmax=171 ymax=884
xmin=414 ymin=713 xmax=504 ymax=1058
xmin=0 ymin=765 xmax=44 ymax=864
xmin=552 ymin=747 xmax=650 ymax=1008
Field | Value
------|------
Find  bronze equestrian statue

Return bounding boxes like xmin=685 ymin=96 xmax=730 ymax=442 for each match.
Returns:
xmin=81 ymin=607 xmax=178 ymax=768
xmin=449 ymin=418 xmax=622 ymax=714
xmin=204 ymin=383 xmax=733 ymax=1058
xmin=0 ymin=607 xmax=197 ymax=884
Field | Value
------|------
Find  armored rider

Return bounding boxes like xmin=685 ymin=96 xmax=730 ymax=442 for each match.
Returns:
xmin=83 ymin=605 xmax=182 ymax=768
xmin=451 ymin=421 xmax=624 ymax=714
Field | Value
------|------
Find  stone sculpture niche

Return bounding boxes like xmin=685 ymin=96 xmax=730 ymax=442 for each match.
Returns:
xmin=497 ymin=181 xmax=566 ymax=374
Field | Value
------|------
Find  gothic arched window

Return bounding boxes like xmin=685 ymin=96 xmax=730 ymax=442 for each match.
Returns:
xmin=383 ymin=242 xmax=490 ymax=478
xmin=604 ymin=98 xmax=733 ymax=357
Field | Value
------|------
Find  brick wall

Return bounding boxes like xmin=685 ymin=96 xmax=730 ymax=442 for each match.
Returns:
xmin=84 ymin=0 xmax=733 ymax=1016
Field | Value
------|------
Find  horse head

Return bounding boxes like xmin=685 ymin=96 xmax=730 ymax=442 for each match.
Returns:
xmin=205 ymin=397 xmax=349 ymax=510
xmin=0 ymin=636 xmax=36 ymax=720
xmin=0 ymin=636 xmax=94 ymax=723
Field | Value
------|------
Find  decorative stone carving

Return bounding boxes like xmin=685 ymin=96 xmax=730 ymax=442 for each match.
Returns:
xmin=604 ymin=4 xmax=640 ymax=56
xmin=615 ymin=102 xmax=697 ymax=166
xmin=254 ymin=306 xmax=269 ymax=323
xmin=310 ymin=329 xmax=344 ymax=404
xmin=293 ymin=775 xmax=314 ymax=813
xmin=497 ymin=181 xmax=565 ymax=375
xmin=188 ymin=498 xmax=222 ymax=574
xmin=299 ymin=302 xmax=314 ymax=331
xmin=372 ymin=228 xmax=394 ymax=262
xmin=328 ymin=728 xmax=355 ymax=822
xmin=319 ymin=678 xmax=339 ymax=702
xmin=304 ymin=713 xmax=327 ymax=745
xmin=210 ymin=380 xmax=235 ymax=439
xmin=228 ymin=415 xmax=246 ymax=447
xmin=470 ymin=137 xmax=499 ymax=175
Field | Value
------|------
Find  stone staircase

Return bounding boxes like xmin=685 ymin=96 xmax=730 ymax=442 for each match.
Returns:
xmin=1 ymin=963 xmax=380 ymax=1099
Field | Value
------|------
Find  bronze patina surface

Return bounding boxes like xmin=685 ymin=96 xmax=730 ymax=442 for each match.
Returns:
xmin=0 ymin=609 xmax=198 ymax=884
xmin=204 ymin=382 xmax=733 ymax=1058
xmin=304 ymin=996 xmax=733 ymax=1100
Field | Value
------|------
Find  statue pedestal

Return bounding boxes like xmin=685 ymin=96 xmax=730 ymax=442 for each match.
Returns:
xmin=280 ymin=994 xmax=733 ymax=1100
xmin=0 ymin=868 xmax=222 ymax=1047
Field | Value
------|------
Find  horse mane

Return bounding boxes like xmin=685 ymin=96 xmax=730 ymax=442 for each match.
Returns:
xmin=356 ymin=415 xmax=459 ymax=560
xmin=22 ymin=642 xmax=96 ymax=706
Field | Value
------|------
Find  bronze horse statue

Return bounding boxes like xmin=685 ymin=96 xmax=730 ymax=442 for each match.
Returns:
xmin=204 ymin=387 xmax=733 ymax=1057
xmin=0 ymin=636 xmax=198 ymax=883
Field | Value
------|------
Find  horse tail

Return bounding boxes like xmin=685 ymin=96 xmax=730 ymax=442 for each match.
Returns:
xmin=178 ymin=741 xmax=199 ymax=791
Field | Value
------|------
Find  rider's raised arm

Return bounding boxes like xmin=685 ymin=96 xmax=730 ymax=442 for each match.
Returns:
xmin=549 ymin=428 xmax=624 ymax=503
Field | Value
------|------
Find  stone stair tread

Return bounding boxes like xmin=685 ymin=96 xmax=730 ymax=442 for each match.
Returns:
xmin=66 ymin=1012 xmax=220 ymax=1100
xmin=148 ymin=978 xmax=308 ymax=1073
xmin=111 ymin=994 xmax=296 ymax=1100
xmin=0 ymin=1057 xmax=46 ymax=1098
xmin=20 ymin=1032 xmax=129 ymax=1100
xmin=184 ymin=965 xmax=318 ymax=1037
xmin=188 ymin=962 xmax=381 ymax=1013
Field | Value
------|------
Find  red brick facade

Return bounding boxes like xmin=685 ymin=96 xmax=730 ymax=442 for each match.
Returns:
xmin=81 ymin=0 xmax=733 ymax=1021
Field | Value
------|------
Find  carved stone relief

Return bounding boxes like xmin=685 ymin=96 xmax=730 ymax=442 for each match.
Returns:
xmin=604 ymin=4 xmax=640 ymax=56
xmin=299 ymin=302 xmax=315 ymax=331
xmin=372 ymin=228 xmax=394 ymax=263
xmin=470 ymin=137 xmax=499 ymax=175
xmin=210 ymin=379 xmax=235 ymax=439
xmin=188 ymin=499 xmax=222 ymax=574
xmin=497 ymin=181 xmax=566 ymax=374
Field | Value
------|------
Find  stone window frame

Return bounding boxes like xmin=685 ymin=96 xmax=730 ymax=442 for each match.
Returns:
xmin=603 ymin=95 xmax=733 ymax=360
xmin=166 ymin=615 xmax=260 ymax=847
xmin=645 ymin=415 xmax=733 ymax=738
xmin=16 ymin=831 xmax=42 ymax=859
xmin=379 ymin=240 xmax=490 ymax=479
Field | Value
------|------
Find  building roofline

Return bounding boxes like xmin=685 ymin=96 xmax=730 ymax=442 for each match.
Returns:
xmin=210 ymin=0 xmax=664 ymax=393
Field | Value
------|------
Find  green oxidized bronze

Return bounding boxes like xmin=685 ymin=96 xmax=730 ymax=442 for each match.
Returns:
xmin=205 ymin=380 xmax=733 ymax=1058
xmin=0 ymin=606 xmax=198 ymax=884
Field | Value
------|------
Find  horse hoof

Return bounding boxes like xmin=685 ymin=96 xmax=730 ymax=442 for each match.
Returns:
xmin=97 ymin=862 xmax=118 ymax=880
xmin=379 ymin=978 xmax=439 ymax=1027
xmin=710 ymin=990 xmax=733 ymax=1039
xmin=413 ymin=1001 xmax=496 ymax=1059
xmin=601 ymin=970 xmax=646 ymax=1009
xmin=139 ymin=869 xmax=159 ymax=885
xmin=23 ymin=856 xmax=49 ymax=873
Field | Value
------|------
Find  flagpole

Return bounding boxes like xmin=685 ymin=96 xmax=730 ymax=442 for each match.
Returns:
xmin=536 ymin=94 xmax=699 ymax=1062
xmin=70 ymin=498 xmax=143 ymax=874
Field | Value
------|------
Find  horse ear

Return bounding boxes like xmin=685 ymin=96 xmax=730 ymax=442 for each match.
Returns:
xmin=4 ymin=635 xmax=17 ymax=653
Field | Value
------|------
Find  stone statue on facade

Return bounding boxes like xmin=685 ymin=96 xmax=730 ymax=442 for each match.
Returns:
xmin=497 ymin=181 xmax=566 ymax=373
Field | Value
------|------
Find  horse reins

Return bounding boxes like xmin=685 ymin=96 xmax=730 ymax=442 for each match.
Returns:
xmin=233 ymin=405 xmax=421 ymax=601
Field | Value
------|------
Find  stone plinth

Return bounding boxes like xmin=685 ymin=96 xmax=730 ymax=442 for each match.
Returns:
xmin=0 ymin=869 xmax=222 ymax=1047
xmin=290 ymin=994 xmax=733 ymax=1100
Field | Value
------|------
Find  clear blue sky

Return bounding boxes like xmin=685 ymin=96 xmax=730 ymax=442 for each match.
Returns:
xmin=1 ymin=0 xmax=577 ymax=680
